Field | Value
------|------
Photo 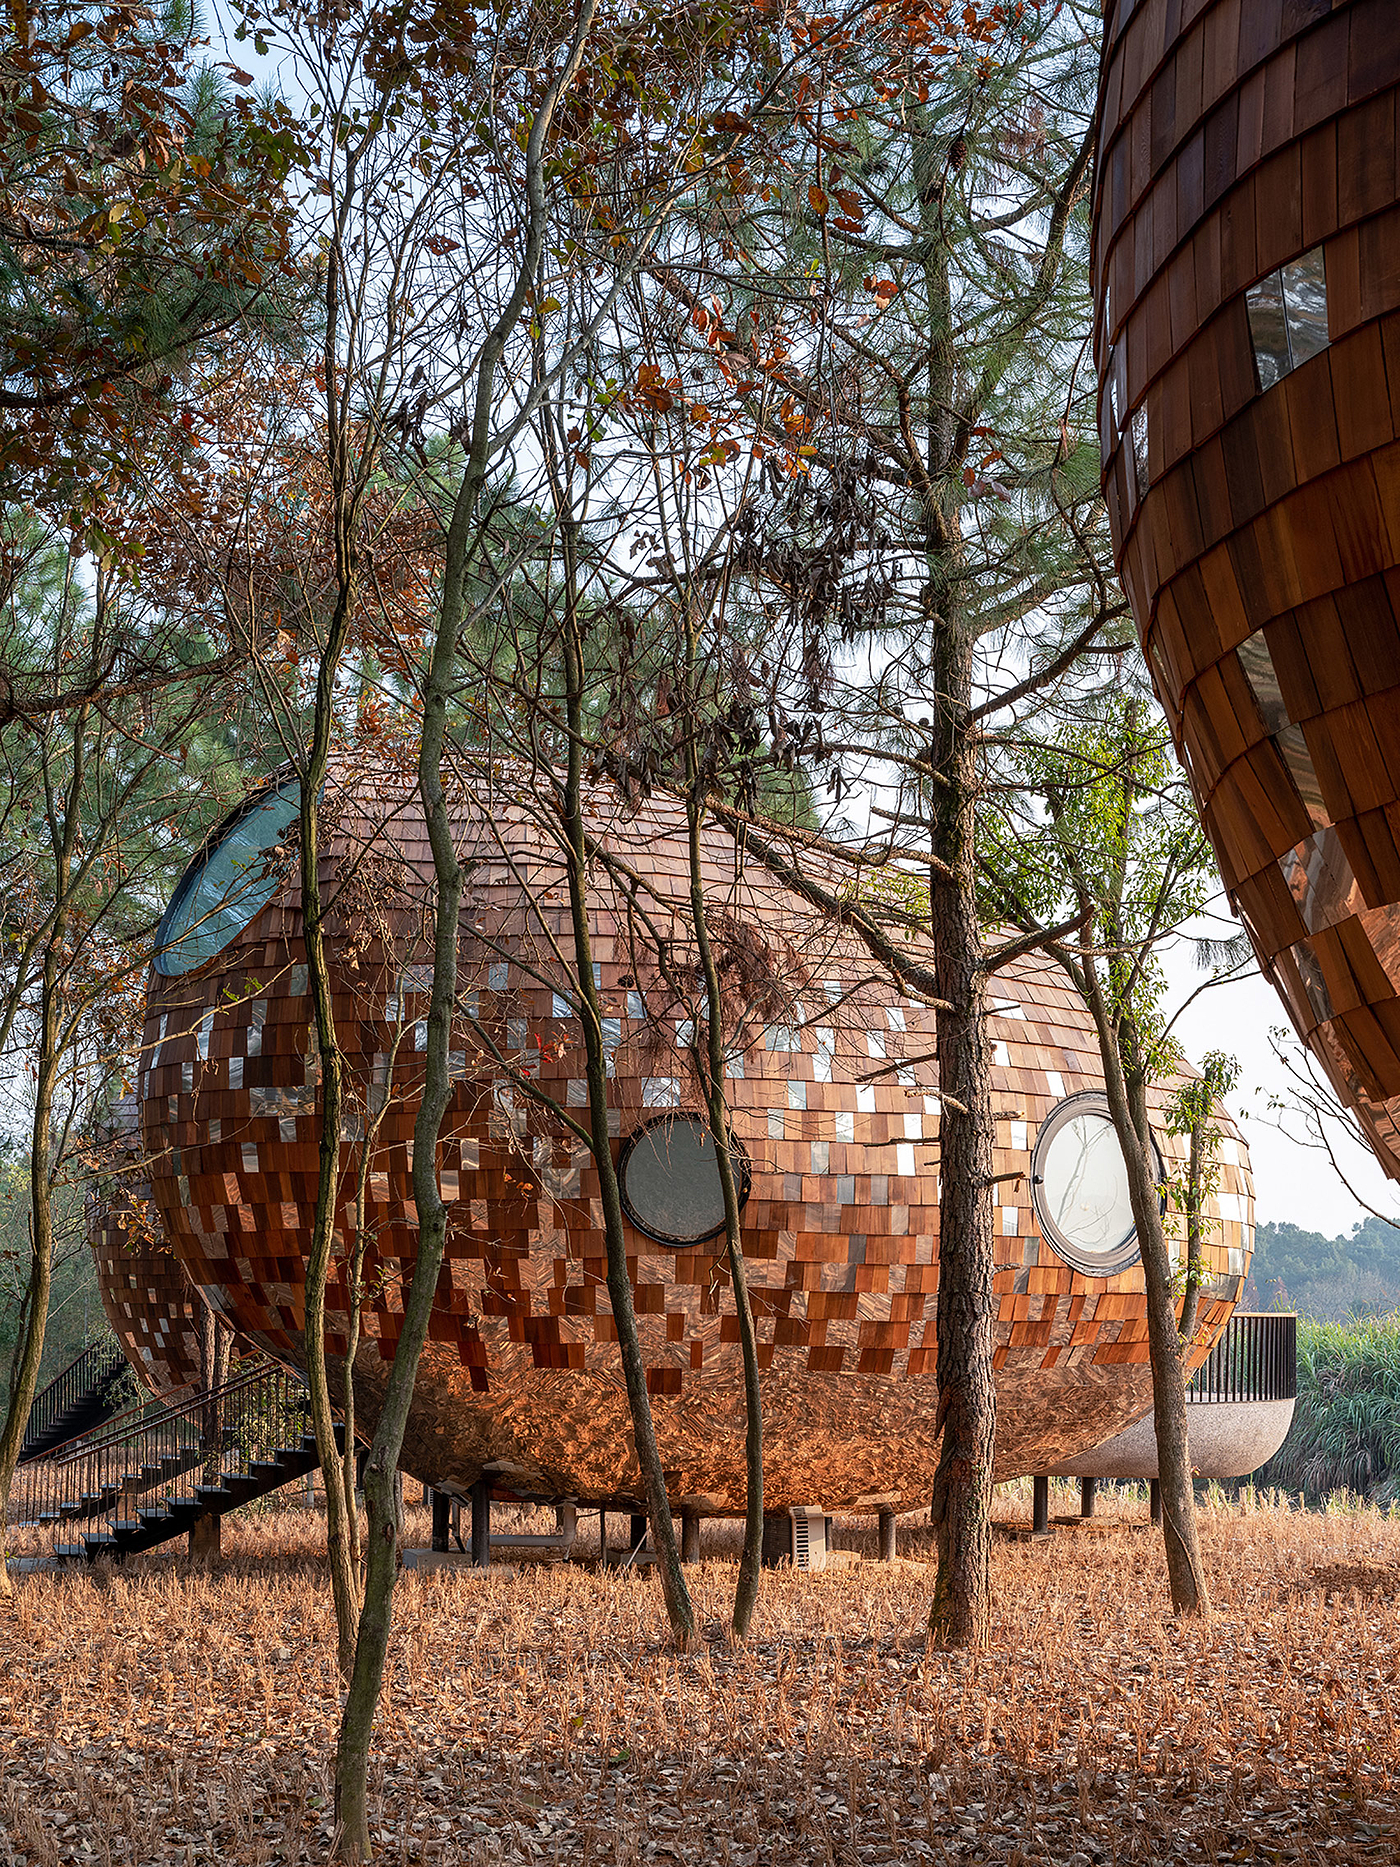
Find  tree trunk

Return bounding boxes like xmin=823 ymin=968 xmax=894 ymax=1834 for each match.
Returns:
xmin=556 ymin=514 xmax=695 ymax=1649
xmin=907 ymin=115 xmax=997 ymax=1649
xmin=0 ymin=711 xmax=83 ymax=1596
xmin=686 ymin=785 xmax=763 ymax=1640
xmin=1125 ymin=1072 xmax=1209 ymax=1617
xmin=333 ymin=597 xmax=466 ymax=1858
xmin=1178 ymin=1117 xmax=1204 ymax=1350
xmin=0 ymin=949 xmax=60 ymax=1597
xmin=1079 ymin=958 xmax=1209 ymax=1616
xmin=197 ymin=1303 xmax=232 ymax=1488
xmin=300 ymin=573 xmax=363 ymax=1683
xmin=925 ymin=615 xmax=997 ymax=1650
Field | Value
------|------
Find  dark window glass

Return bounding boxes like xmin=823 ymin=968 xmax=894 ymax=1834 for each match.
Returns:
xmin=618 ymin=1113 xmax=750 ymax=1246
xmin=1276 ymin=724 xmax=1329 ymax=832
xmin=1246 ymin=247 xmax=1328 ymax=392
xmin=155 ymin=783 xmax=299 ymax=975
xmin=1246 ymin=270 xmax=1290 ymax=390
xmin=1130 ymin=404 xmax=1149 ymax=499
xmin=1282 ymin=249 xmax=1329 ymax=366
xmin=1236 ymin=630 xmax=1289 ymax=734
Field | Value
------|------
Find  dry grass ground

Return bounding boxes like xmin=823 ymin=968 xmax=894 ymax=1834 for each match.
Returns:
xmin=2 ymin=1487 xmax=1398 ymax=1865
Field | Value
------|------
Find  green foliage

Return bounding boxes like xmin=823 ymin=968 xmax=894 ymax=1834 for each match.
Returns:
xmin=1255 ymin=1314 xmax=1400 ymax=1504
xmin=985 ymin=693 xmax=1216 ymax=1079
xmin=1 ymin=0 xmax=305 ymax=537
xmin=0 ymin=1138 xmax=108 ymax=1397
xmin=1249 ymin=1216 xmax=1400 ymax=1321
xmin=1161 ymin=1049 xmax=1240 ymax=1296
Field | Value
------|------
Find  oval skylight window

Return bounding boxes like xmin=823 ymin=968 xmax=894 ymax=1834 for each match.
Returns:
xmin=154 ymin=781 xmax=300 ymax=976
xmin=1030 ymin=1093 xmax=1152 ymax=1277
xmin=619 ymin=1113 xmax=750 ymax=1246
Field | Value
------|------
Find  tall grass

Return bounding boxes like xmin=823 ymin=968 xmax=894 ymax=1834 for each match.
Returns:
xmin=1257 ymin=1312 xmax=1400 ymax=1503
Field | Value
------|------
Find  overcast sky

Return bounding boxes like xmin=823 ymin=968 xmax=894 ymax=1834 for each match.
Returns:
xmin=1162 ymin=912 xmax=1397 ymax=1239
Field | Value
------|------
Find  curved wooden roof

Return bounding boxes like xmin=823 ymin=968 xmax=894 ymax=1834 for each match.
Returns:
xmin=1094 ymin=0 xmax=1400 ymax=1173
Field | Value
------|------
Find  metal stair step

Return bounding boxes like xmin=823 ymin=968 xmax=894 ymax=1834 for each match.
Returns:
xmin=53 ymin=1544 xmax=88 ymax=1561
xmin=194 ymin=1485 xmax=234 ymax=1509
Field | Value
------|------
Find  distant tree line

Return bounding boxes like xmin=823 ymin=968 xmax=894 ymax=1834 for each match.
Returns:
xmin=1248 ymin=1219 xmax=1400 ymax=1322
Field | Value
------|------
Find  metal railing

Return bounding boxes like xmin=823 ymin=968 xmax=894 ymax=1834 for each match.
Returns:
xmin=7 ymin=1359 xmax=314 ymax=1536
xmin=19 ymin=1337 xmax=129 ymax=1462
xmin=1187 ymin=1311 xmax=1297 ymax=1405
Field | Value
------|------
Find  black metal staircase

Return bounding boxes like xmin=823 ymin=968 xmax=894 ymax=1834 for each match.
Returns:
xmin=18 ymin=1338 xmax=132 ymax=1464
xmin=9 ymin=1360 xmax=339 ymax=1561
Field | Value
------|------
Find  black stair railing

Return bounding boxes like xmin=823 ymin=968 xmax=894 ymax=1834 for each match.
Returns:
xmin=7 ymin=1358 xmax=316 ymax=1546
xmin=18 ymin=1337 xmax=129 ymax=1462
xmin=1186 ymin=1311 xmax=1297 ymax=1405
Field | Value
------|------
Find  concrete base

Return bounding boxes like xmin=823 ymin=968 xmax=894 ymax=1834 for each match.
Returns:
xmin=403 ymin=1547 xmax=493 ymax=1574
xmin=1051 ymin=1398 xmax=1296 ymax=1481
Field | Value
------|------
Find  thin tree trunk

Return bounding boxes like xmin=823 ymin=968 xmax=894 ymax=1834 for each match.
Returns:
xmin=333 ymin=12 xmax=605 ymax=1844
xmin=1178 ymin=1117 xmax=1204 ymax=1350
xmin=685 ymin=787 xmax=763 ymax=1639
xmin=0 ymin=708 xmax=84 ymax=1595
xmin=674 ymin=570 xmax=761 ymax=1638
xmin=0 ymin=951 xmax=60 ymax=1596
xmin=911 ymin=119 xmax=997 ymax=1648
xmin=300 ymin=572 xmax=363 ymax=1682
xmin=197 ymin=1304 xmax=232 ymax=1486
xmin=1079 ymin=956 xmax=1209 ymax=1616
xmin=556 ymin=514 xmax=695 ymax=1649
xmin=333 ymin=564 xmax=465 ymax=1859
xmin=925 ymin=621 xmax=997 ymax=1649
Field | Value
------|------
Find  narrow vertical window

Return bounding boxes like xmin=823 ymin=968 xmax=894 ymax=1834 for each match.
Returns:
xmin=1131 ymin=404 xmax=1149 ymax=499
xmin=1281 ymin=249 xmax=1328 ymax=365
xmin=1246 ymin=247 xmax=1329 ymax=391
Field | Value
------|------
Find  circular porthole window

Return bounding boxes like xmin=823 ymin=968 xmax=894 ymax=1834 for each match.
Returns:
xmin=154 ymin=780 xmax=300 ymax=976
xmin=618 ymin=1113 xmax=751 ymax=1247
xmin=1030 ymin=1092 xmax=1156 ymax=1277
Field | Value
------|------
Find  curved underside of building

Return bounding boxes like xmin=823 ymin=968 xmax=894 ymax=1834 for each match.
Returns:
xmin=138 ymin=767 xmax=1252 ymax=1511
xmin=1095 ymin=0 xmax=1400 ymax=1173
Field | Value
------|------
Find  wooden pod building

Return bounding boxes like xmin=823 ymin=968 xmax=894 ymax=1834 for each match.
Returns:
xmin=137 ymin=768 xmax=1253 ymax=1513
xmin=1094 ymin=0 xmax=1400 ymax=1173
xmin=89 ymin=1097 xmax=206 ymax=1395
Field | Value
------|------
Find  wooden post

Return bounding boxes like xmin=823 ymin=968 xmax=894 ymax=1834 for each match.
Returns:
xmin=431 ymin=1488 xmax=450 ymax=1553
xmin=1032 ymin=1475 xmax=1050 ymax=1537
xmin=599 ymin=1509 xmax=607 ymax=1567
xmin=470 ymin=1478 xmax=490 ymax=1567
xmin=1149 ymin=1478 xmax=1162 ymax=1525
xmin=680 ymin=1508 xmax=700 ymax=1565
xmin=189 ymin=1511 xmax=221 ymax=1561
xmin=1080 ymin=1476 xmax=1098 ymax=1519
xmin=878 ymin=1508 xmax=896 ymax=1562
